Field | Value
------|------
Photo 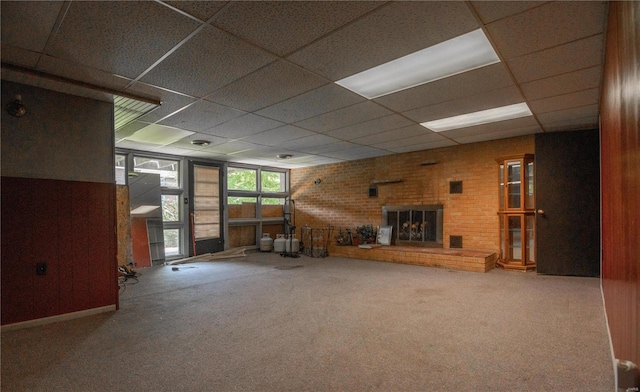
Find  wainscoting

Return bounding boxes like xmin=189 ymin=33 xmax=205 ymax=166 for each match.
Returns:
xmin=1 ymin=176 xmax=117 ymax=325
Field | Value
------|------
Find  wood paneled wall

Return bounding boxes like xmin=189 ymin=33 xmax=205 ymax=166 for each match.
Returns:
xmin=600 ymin=1 xmax=640 ymax=367
xmin=1 ymin=177 xmax=117 ymax=325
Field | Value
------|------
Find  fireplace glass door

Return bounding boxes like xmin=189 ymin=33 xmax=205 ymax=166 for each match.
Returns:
xmin=382 ymin=205 xmax=443 ymax=247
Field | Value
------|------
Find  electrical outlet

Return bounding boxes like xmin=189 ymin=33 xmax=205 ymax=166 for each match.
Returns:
xmin=36 ymin=263 xmax=47 ymax=276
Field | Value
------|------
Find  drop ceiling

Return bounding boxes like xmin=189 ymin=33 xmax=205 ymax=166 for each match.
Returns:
xmin=0 ymin=1 xmax=608 ymax=168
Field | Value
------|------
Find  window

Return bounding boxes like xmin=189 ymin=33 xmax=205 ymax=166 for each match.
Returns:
xmin=131 ymin=155 xmax=185 ymax=259
xmin=164 ymin=229 xmax=181 ymax=257
xmin=227 ymin=167 xmax=288 ymax=249
xmin=115 ymin=154 xmax=127 ymax=185
xmin=228 ymin=167 xmax=256 ymax=191
xmin=261 ymin=171 xmax=286 ymax=192
xmin=161 ymin=194 xmax=180 ymax=222
xmin=134 ymin=157 xmax=179 ymax=188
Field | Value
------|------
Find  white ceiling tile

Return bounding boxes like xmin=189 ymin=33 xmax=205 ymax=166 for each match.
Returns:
xmin=201 ymin=140 xmax=258 ymax=155
xmin=388 ymin=139 xmax=457 ymax=154
xmin=182 ymin=149 xmax=229 ymax=160
xmin=300 ymin=141 xmax=359 ymax=155
xmin=205 ymin=60 xmax=329 ymax=112
xmin=322 ymin=146 xmax=392 ymax=160
xmin=280 ymin=134 xmax=342 ymax=150
xmin=294 ymin=145 xmax=354 ymax=156
xmin=212 ymin=1 xmax=384 ymax=56
xmin=470 ymin=1 xmax=547 ymax=24
xmin=350 ymin=124 xmax=428 ymax=146
xmin=374 ymin=63 xmax=515 ymax=112
xmin=202 ymin=114 xmax=284 ymax=139
xmin=541 ymin=116 xmax=599 ymax=132
xmin=536 ymin=104 xmax=599 ymax=125
xmin=372 ymin=131 xmax=451 ymax=150
xmin=150 ymin=146 xmax=202 ymax=156
xmin=404 ymin=86 xmax=525 ymax=123
xmin=235 ymin=145 xmax=294 ymax=157
xmin=326 ymin=115 xmax=413 ymax=141
xmin=162 ymin=133 xmax=228 ymax=151
xmin=115 ymin=121 xmax=151 ymax=141
xmin=115 ymin=139 xmax=160 ymax=152
xmin=507 ymin=35 xmax=604 ymax=84
xmin=141 ymin=25 xmax=277 ymax=97
xmin=0 ymin=1 xmax=64 ymax=53
xmin=129 ymin=84 xmax=197 ymax=123
xmin=294 ymin=101 xmax=393 ymax=133
xmin=529 ymin=88 xmax=600 ymax=114
xmin=453 ymin=124 xmax=542 ymax=145
xmin=486 ymin=1 xmax=606 ymax=60
xmin=159 ymin=100 xmax=245 ymax=132
xmin=256 ymin=84 xmax=365 ymax=123
xmin=520 ymin=66 xmax=602 ymax=101
xmin=36 ymin=55 xmax=132 ymax=92
xmin=46 ymin=1 xmax=201 ymax=78
xmin=164 ymin=1 xmax=227 ymax=22
xmin=287 ymin=2 xmax=479 ymax=80
xmin=248 ymin=126 xmax=316 ymax=147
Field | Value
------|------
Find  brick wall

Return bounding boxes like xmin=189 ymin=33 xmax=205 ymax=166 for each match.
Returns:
xmin=291 ymin=135 xmax=534 ymax=253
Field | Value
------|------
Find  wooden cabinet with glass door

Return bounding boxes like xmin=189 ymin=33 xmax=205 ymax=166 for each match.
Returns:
xmin=496 ymin=154 xmax=535 ymax=270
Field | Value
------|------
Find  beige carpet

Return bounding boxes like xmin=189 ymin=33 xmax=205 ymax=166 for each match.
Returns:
xmin=1 ymin=252 xmax=615 ymax=391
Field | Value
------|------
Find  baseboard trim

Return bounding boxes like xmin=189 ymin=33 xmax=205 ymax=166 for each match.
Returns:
xmin=1 ymin=305 xmax=117 ymax=332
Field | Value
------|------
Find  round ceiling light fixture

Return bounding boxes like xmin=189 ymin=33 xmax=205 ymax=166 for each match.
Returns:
xmin=191 ymin=140 xmax=211 ymax=146
xmin=276 ymin=154 xmax=293 ymax=159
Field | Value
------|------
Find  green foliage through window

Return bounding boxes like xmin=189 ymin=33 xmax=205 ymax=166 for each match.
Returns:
xmin=162 ymin=195 xmax=180 ymax=222
xmin=261 ymin=171 xmax=285 ymax=192
xmin=228 ymin=168 xmax=256 ymax=191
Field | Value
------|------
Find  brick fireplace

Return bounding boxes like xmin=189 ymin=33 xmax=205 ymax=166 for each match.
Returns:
xmin=382 ymin=205 xmax=443 ymax=247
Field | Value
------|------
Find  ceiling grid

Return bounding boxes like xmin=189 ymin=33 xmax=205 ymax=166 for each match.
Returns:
xmin=0 ymin=0 xmax=608 ymax=168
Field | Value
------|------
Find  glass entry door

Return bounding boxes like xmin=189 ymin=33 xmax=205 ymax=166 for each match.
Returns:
xmin=189 ymin=162 xmax=224 ymax=255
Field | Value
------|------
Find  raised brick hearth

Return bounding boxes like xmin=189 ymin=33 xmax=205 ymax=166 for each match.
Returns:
xmin=329 ymin=245 xmax=497 ymax=273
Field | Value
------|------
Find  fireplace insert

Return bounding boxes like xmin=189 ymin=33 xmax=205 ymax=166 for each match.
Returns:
xmin=382 ymin=205 xmax=443 ymax=247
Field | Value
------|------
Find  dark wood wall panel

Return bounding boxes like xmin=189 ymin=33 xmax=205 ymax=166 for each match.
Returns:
xmin=1 ymin=177 xmax=117 ymax=325
xmin=600 ymin=1 xmax=639 ymax=368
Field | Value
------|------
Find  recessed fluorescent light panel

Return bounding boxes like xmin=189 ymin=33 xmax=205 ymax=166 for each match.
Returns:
xmin=336 ymin=29 xmax=500 ymax=99
xmin=421 ymin=103 xmax=533 ymax=132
